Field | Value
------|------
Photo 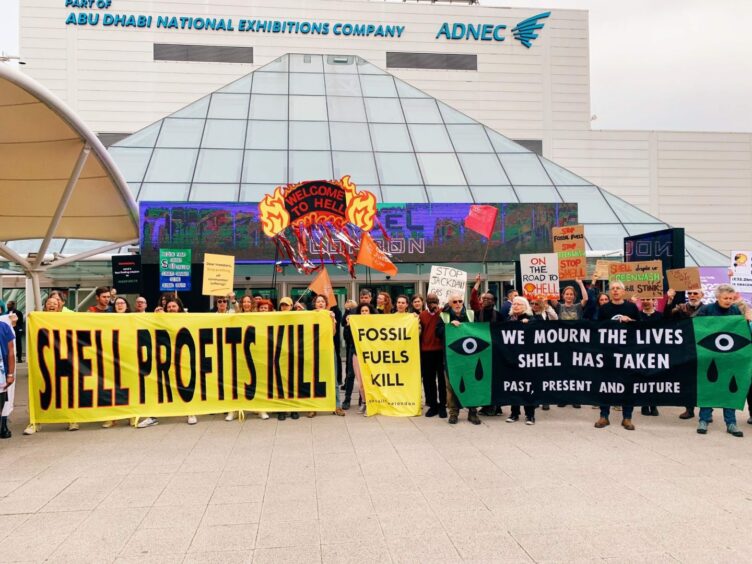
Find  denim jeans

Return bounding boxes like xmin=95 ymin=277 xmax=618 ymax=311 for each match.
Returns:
xmin=699 ymin=407 xmax=736 ymax=425
xmin=600 ymin=405 xmax=633 ymax=419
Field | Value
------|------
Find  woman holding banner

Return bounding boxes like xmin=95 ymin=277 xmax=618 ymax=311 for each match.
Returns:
xmin=505 ymin=297 xmax=538 ymax=425
xmin=376 ymin=292 xmax=393 ymax=314
xmin=102 ymin=298 xmax=133 ymax=428
xmin=346 ymin=303 xmax=376 ymax=415
xmin=309 ymin=295 xmax=345 ymax=418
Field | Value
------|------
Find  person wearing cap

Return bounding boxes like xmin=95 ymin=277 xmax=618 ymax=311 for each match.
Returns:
xmin=279 ymin=297 xmax=294 ymax=310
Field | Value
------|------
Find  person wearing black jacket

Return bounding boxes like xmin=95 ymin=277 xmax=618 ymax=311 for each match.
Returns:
xmin=470 ymin=275 xmax=503 ymax=416
xmin=341 ymin=289 xmax=373 ymax=410
xmin=638 ymin=297 xmax=661 ymax=417
xmin=594 ymin=281 xmax=639 ymax=431
xmin=504 ymin=297 xmax=537 ymax=424
xmin=6 ymin=301 xmax=23 ymax=363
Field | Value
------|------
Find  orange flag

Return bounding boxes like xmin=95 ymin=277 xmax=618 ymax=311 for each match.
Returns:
xmin=308 ymin=268 xmax=337 ymax=308
xmin=356 ymin=232 xmax=398 ymax=277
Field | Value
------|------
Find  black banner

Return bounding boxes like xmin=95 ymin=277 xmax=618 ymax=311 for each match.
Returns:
xmin=112 ymin=254 xmax=142 ymax=294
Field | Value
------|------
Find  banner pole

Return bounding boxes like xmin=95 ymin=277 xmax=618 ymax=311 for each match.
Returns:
xmin=481 ymin=238 xmax=491 ymax=265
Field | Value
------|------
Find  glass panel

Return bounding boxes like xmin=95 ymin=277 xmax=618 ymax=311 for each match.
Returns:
xmin=601 ymin=192 xmax=657 ymax=223
xmin=486 ymin=128 xmax=529 ymax=152
xmin=156 ymin=118 xmax=204 ymax=148
xmin=401 ymin=99 xmax=442 ymax=124
xmin=108 ymin=147 xmax=152 ymax=182
xmin=251 ymin=72 xmax=288 ymax=95
xmin=208 ymin=94 xmax=250 ymax=119
xmin=58 ymin=239 xmax=104 ymax=255
xmin=330 ymin=123 xmax=372 ymax=151
xmin=113 ymin=122 xmax=160 ymax=147
xmin=243 ymin=150 xmax=287 ymax=183
xmin=515 ymin=186 xmax=562 ymax=203
xmin=356 ymin=60 xmax=386 ymax=75
xmin=202 ymin=120 xmax=246 ymax=149
xmin=358 ymin=185 xmax=383 ymax=201
xmin=189 ymin=184 xmax=238 ymax=202
xmin=7 ymin=239 xmax=64 ymax=254
xmin=381 ymin=185 xmax=426 ymax=203
xmin=333 ymin=152 xmax=378 ymax=184
xmin=290 ymin=122 xmax=330 ymax=150
xmin=360 ymin=75 xmax=397 ymax=97
xmin=395 ymin=79 xmax=428 ymax=98
xmin=289 ymin=54 xmax=323 ymax=73
xmin=247 ymin=120 xmax=288 ymax=150
xmin=364 ymin=98 xmax=404 ymax=123
xmin=557 ymin=186 xmax=618 ymax=223
xmin=426 ymin=186 xmax=472 ymax=203
xmin=470 ymin=186 xmax=518 ymax=203
xmin=375 ymin=153 xmax=422 ymax=184
xmin=541 ymin=157 xmax=592 ymax=185
xmin=458 ymin=154 xmax=510 ymax=185
xmin=408 ymin=124 xmax=452 ymax=152
xmin=145 ymin=149 xmax=198 ymax=182
xmin=327 ymin=96 xmax=366 ymax=122
xmin=324 ymin=55 xmax=358 ymax=74
xmin=289 ymin=73 xmax=325 ymax=95
xmin=249 ymin=94 xmax=288 ymax=120
xmin=498 ymin=153 xmax=551 ymax=185
xmin=289 ymin=151 xmax=332 ymax=180
xmin=127 ymin=182 xmax=139 ymax=197
xmin=172 ymin=95 xmax=209 ymax=118
xmin=240 ymin=184 xmax=279 ymax=202
xmin=219 ymin=74 xmax=253 ymax=94
xmin=685 ymin=254 xmax=698 ymax=267
xmin=140 ymin=183 xmax=190 ymax=201
xmin=325 ymin=74 xmax=362 ymax=96
xmin=685 ymin=235 xmax=729 ymax=266
xmin=583 ymin=224 xmax=628 ymax=252
xmin=258 ymin=55 xmax=288 ymax=72
xmin=437 ymin=101 xmax=474 ymax=124
xmin=624 ymin=223 xmax=669 ymax=236
xmin=369 ymin=124 xmax=412 ymax=152
xmin=194 ymin=149 xmax=243 ymax=183
xmin=417 ymin=153 xmax=466 ymax=185
xmin=289 ymin=96 xmax=327 ymax=120
xmin=447 ymin=124 xmax=494 ymax=152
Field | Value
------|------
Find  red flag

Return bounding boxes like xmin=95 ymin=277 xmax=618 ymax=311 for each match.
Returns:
xmin=356 ymin=232 xmax=398 ymax=277
xmin=308 ymin=268 xmax=337 ymax=308
xmin=464 ymin=205 xmax=498 ymax=239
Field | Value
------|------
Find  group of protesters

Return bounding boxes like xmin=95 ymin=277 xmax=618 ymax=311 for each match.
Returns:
xmin=12 ymin=277 xmax=752 ymax=439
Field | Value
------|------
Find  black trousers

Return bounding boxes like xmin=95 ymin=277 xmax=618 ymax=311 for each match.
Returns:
xmin=420 ymin=350 xmax=446 ymax=409
xmin=344 ymin=342 xmax=356 ymax=402
xmin=511 ymin=405 xmax=536 ymax=418
xmin=334 ymin=339 xmax=342 ymax=385
xmin=14 ymin=331 xmax=22 ymax=362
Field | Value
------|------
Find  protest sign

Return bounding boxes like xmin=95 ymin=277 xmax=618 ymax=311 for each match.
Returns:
xmin=112 ymin=255 xmax=142 ymax=294
xmin=552 ymin=225 xmax=586 ymax=279
xmin=730 ymin=251 xmax=752 ymax=293
xmin=27 ymin=311 xmax=336 ymax=423
xmin=159 ymin=249 xmax=191 ymax=292
xmin=608 ymin=260 xmax=663 ymax=298
xmin=520 ymin=253 xmax=559 ymax=300
xmin=349 ymin=314 xmax=421 ymax=417
xmin=445 ymin=318 xmax=752 ymax=409
xmin=427 ymin=266 xmax=467 ymax=306
xmin=594 ymin=259 xmax=612 ymax=280
xmin=666 ymin=267 xmax=701 ymax=292
xmin=202 ymin=253 xmax=235 ymax=296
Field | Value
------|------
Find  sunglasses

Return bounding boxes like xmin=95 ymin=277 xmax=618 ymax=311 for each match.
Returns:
xmin=687 ymin=292 xmax=701 ymax=296
xmin=216 ymin=299 xmax=227 ymax=303
xmin=452 ymin=300 xmax=464 ymax=304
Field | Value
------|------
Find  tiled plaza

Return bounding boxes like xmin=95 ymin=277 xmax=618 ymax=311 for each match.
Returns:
xmin=0 ymin=364 xmax=750 ymax=563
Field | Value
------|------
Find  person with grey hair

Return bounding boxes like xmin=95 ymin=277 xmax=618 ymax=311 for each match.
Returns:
xmin=436 ymin=291 xmax=480 ymax=425
xmin=695 ymin=283 xmax=744 ymax=437
xmin=594 ymin=280 xmax=640 ymax=430
xmin=505 ymin=296 xmax=537 ymax=424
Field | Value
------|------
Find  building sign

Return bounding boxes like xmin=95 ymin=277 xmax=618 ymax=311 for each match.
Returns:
xmin=159 ymin=249 xmax=191 ymax=292
xmin=63 ymin=1 xmax=547 ymax=46
xmin=140 ymin=202 xmax=578 ymax=265
xmin=111 ymin=254 xmax=141 ymax=294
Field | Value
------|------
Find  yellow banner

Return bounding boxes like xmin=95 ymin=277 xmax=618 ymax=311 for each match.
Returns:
xmin=28 ymin=311 xmax=335 ymax=423
xmin=349 ymin=314 xmax=422 ymax=417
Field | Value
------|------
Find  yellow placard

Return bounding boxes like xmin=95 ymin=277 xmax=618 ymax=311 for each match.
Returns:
xmin=28 ymin=311 xmax=335 ymax=423
xmin=202 ymin=253 xmax=235 ymax=296
xmin=349 ymin=314 xmax=422 ymax=417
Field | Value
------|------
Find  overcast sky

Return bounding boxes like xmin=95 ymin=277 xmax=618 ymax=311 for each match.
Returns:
xmin=2 ymin=0 xmax=750 ymax=132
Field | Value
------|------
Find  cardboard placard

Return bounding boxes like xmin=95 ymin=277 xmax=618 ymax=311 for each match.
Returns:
xmin=520 ymin=253 xmax=560 ymax=300
xmin=427 ymin=265 xmax=468 ymax=306
xmin=608 ymin=260 xmax=663 ymax=298
xmin=666 ymin=267 xmax=701 ymax=292
xmin=202 ymin=253 xmax=235 ymax=296
xmin=552 ymin=225 xmax=586 ymax=279
xmin=593 ymin=259 xmax=612 ymax=280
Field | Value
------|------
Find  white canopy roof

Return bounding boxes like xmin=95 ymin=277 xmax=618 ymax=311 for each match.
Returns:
xmin=0 ymin=64 xmax=139 ymax=307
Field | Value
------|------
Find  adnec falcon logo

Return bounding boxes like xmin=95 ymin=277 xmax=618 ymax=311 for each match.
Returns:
xmin=512 ymin=12 xmax=550 ymax=48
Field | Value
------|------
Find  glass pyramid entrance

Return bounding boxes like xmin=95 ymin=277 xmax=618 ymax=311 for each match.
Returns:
xmin=109 ymin=53 xmax=726 ymax=266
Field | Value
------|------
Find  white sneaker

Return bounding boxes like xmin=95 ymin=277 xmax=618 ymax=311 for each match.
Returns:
xmin=68 ymin=422 xmax=79 ymax=431
xmin=259 ymin=412 xmax=270 ymax=420
xmin=186 ymin=415 xmax=198 ymax=425
xmin=225 ymin=412 xmax=236 ymax=421
xmin=23 ymin=424 xmax=37 ymax=435
xmin=136 ymin=417 xmax=158 ymax=428
xmin=102 ymin=420 xmax=114 ymax=428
